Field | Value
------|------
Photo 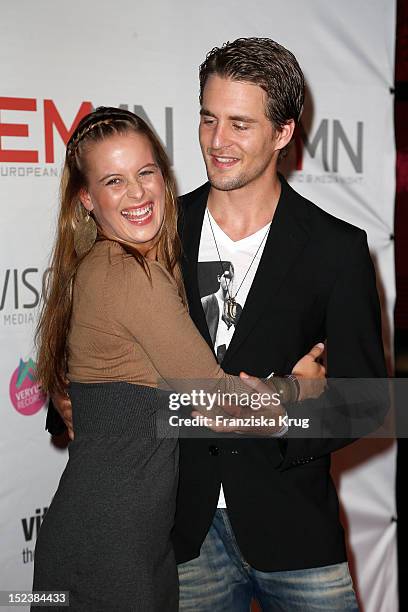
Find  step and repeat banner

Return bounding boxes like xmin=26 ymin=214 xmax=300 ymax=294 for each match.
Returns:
xmin=0 ymin=1 xmax=396 ymax=610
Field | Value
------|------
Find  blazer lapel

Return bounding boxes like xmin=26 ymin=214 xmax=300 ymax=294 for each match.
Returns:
xmin=222 ymin=177 xmax=311 ymax=366
xmin=180 ymin=177 xmax=312 ymax=364
xmin=180 ymin=183 xmax=214 ymax=351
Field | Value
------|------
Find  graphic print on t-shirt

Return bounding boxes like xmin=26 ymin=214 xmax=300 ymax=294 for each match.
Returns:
xmin=198 ymin=260 xmax=243 ymax=364
xmin=198 ymin=209 xmax=271 ymax=509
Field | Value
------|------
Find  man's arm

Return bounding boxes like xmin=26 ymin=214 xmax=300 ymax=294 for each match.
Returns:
xmin=277 ymin=229 xmax=388 ymax=469
xmin=46 ymin=394 xmax=74 ymax=439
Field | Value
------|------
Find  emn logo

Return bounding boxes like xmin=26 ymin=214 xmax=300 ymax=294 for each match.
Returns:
xmin=0 ymin=97 xmax=174 ymax=164
xmin=294 ymin=119 xmax=363 ymax=174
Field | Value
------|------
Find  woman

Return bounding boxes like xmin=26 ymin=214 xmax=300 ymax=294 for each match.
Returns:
xmin=32 ymin=107 xmax=325 ymax=611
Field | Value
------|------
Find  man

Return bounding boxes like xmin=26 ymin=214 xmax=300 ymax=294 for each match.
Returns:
xmin=200 ymin=262 xmax=243 ymax=361
xmin=48 ymin=38 xmax=386 ymax=610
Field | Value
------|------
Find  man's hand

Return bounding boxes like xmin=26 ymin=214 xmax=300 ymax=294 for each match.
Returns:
xmin=190 ymin=342 xmax=327 ymax=436
xmin=292 ymin=342 xmax=327 ymax=401
xmin=51 ymin=391 xmax=74 ymax=440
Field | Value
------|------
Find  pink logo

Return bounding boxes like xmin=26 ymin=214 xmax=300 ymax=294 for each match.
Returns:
xmin=9 ymin=358 xmax=47 ymax=416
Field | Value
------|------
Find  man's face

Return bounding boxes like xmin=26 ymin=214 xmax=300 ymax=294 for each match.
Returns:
xmin=199 ymin=75 xmax=278 ymax=191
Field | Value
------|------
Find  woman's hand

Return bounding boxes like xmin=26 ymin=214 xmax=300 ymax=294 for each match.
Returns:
xmin=292 ymin=342 xmax=327 ymax=401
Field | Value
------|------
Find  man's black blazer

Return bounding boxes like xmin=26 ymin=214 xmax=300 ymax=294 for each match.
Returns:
xmin=172 ymin=175 xmax=387 ymax=571
xmin=46 ymin=175 xmax=387 ymax=572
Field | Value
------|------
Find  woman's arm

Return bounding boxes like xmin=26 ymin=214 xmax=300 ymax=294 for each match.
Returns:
xmin=107 ymin=256 xmax=323 ymax=434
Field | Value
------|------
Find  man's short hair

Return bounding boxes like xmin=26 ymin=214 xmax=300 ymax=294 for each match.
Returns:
xmin=199 ymin=37 xmax=305 ymax=130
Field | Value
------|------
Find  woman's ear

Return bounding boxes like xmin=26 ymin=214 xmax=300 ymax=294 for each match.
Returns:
xmin=79 ymin=188 xmax=94 ymax=212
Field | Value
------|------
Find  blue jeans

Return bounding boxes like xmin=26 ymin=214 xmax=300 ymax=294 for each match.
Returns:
xmin=178 ymin=509 xmax=359 ymax=611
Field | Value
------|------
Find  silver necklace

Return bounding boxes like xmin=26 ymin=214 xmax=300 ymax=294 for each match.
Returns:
xmin=207 ymin=209 xmax=271 ymax=326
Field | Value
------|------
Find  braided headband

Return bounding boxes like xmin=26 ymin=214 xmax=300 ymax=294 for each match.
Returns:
xmin=67 ymin=119 xmax=118 ymax=157
xmin=67 ymin=114 xmax=136 ymax=157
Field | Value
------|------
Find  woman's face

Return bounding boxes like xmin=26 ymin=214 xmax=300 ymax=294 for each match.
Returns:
xmin=80 ymin=131 xmax=166 ymax=255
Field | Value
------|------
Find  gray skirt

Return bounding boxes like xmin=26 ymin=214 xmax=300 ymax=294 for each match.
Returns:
xmin=32 ymin=382 xmax=179 ymax=611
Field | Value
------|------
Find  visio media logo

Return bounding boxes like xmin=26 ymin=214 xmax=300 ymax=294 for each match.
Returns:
xmin=9 ymin=358 xmax=47 ymax=416
xmin=0 ymin=266 xmax=50 ymax=326
xmin=0 ymin=96 xmax=174 ymax=173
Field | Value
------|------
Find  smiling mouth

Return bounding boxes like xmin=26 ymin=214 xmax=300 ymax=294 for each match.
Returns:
xmin=210 ymin=155 xmax=240 ymax=168
xmin=121 ymin=203 xmax=154 ymax=224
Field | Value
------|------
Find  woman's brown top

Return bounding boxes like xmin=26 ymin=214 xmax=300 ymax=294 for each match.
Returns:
xmin=67 ymin=240 xmax=275 ymax=401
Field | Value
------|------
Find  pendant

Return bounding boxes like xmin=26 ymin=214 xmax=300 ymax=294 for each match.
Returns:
xmin=223 ymin=297 xmax=239 ymax=327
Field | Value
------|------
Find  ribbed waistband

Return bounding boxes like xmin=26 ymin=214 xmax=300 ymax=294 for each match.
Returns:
xmin=68 ymin=381 xmax=173 ymax=437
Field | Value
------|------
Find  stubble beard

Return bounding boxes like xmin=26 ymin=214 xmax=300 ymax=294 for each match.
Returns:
xmin=205 ymin=157 xmax=273 ymax=192
xmin=207 ymin=172 xmax=249 ymax=191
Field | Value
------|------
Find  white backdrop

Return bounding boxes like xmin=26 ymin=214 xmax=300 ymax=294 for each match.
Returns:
xmin=0 ymin=1 xmax=396 ymax=610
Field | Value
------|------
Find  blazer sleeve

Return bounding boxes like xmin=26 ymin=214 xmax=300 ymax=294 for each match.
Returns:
xmin=278 ymin=229 xmax=388 ymax=470
xmin=45 ymin=398 xmax=67 ymax=435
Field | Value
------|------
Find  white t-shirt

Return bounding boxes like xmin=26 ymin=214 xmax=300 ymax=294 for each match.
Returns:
xmin=198 ymin=208 xmax=271 ymax=508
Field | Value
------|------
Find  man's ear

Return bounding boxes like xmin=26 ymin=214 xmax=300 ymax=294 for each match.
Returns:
xmin=79 ymin=188 xmax=94 ymax=212
xmin=274 ymin=119 xmax=295 ymax=152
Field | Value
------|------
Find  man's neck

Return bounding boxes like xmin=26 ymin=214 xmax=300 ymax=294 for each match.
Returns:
xmin=207 ymin=174 xmax=281 ymax=242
